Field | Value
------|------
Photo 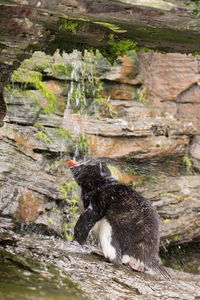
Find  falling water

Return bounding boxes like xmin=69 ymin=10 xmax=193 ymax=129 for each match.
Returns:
xmin=63 ymin=49 xmax=98 ymax=160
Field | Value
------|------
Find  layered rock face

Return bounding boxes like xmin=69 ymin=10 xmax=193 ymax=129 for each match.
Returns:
xmin=0 ymin=49 xmax=200 ymax=248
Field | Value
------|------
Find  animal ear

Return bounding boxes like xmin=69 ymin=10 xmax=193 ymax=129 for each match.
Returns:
xmin=65 ymin=160 xmax=78 ymax=167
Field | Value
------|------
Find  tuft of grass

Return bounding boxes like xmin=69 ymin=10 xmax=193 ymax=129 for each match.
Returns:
xmin=95 ymin=96 xmax=117 ymax=118
xmin=182 ymin=155 xmax=193 ymax=173
xmin=30 ymin=73 xmax=56 ymax=114
xmin=56 ymin=128 xmax=73 ymax=139
xmin=124 ymin=165 xmax=142 ymax=175
xmin=135 ymin=88 xmax=149 ymax=103
xmin=186 ymin=0 xmax=200 ymax=16
xmin=60 ymin=180 xmax=79 ymax=241
xmin=51 ymin=64 xmax=72 ymax=77
xmin=56 ymin=128 xmax=89 ymax=157
xmin=173 ymin=235 xmax=179 ymax=242
xmin=34 ymin=131 xmax=52 ymax=144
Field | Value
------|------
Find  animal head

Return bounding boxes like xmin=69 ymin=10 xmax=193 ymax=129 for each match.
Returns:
xmin=65 ymin=160 xmax=112 ymax=191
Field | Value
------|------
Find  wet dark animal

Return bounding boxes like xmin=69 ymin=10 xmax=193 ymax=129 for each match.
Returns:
xmin=66 ymin=160 xmax=170 ymax=279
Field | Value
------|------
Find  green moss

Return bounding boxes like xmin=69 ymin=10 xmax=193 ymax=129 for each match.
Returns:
xmin=160 ymin=241 xmax=200 ymax=274
xmin=59 ymin=20 xmax=79 ymax=34
xmin=12 ymin=70 xmax=22 ymax=83
xmin=51 ymin=64 xmax=72 ymax=78
xmin=60 ymin=180 xmax=79 ymax=241
xmin=182 ymin=155 xmax=193 ymax=173
xmin=60 ymin=180 xmax=78 ymax=197
xmin=92 ymin=77 xmax=116 ymax=118
xmin=34 ymin=131 xmax=52 ymax=144
xmin=76 ymin=134 xmax=89 ymax=156
xmin=47 ymin=218 xmax=56 ymax=225
xmin=56 ymin=128 xmax=72 ymax=139
xmin=163 ymin=218 xmax=171 ymax=223
xmin=192 ymin=51 xmax=200 ymax=55
xmin=186 ymin=0 xmax=200 ymax=16
xmin=172 ymin=235 xmax=179 ymax=242
xmin=160 ymin=192 xmax=179 ymax=199
xmin=4 ymin=85 xmax=40 ymax=110
xmin=0 ymin=248 xmax=86 ymax=299
xmin=184 ymin=196 xmax=200 ymax=203
xmin=34 ymin=123 xmax=44 ymax=129
xmin=12 ymin=69 xmax=57 ymax=114
xmin=45 ymin=34 xmax=83 ymax=56
xmin=164 ymin=157 xmax=172 ymax=164
xmin=57 ymin=51 xmax=115 ymax=118
xmin=100 ymin=34 xmax=137 ymax=63
xmin=135 ymin=88 xmax=149 ymax=103
xmin=45 ymin=10 xmax=200 ymax=58
xmin=123 ymin=165 xmax=142 ymax=176
xmin=95 ymin=96 xmax=117 ymax=118
xmin=68 ymin=83 xmax=87 ymax=112
xmin=94 ymin=22 xmax=127 ymax=33
xmin=138 ymin=179 xmax=144 ymax=185
xmin=30 ymin=73 xmax=56 ymax=114
xmin=59 ymin=17 xmax=86 ymax=34
xmin=56 ymin=128 xmax=89 ymax=157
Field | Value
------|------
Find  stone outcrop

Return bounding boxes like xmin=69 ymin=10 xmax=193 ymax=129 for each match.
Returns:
xmin=0 ymin=1 xmax=200 ymax=296
xmin=1 ymin=0 xmax=200 ymax=128
xmin=138 ymin=175 xmax=200 ymax=245
xmin=190 ymin=136 xmax=200 ymax=172
xmin=63 ymin=51 xmax=199 ymax=163
xmin=138 ymin=51 xmax=200 ymax=132
xmin=1 ymin=229 xmax=200 ymax=300
xmin=0 ymin=50 xmax=199 ymax=249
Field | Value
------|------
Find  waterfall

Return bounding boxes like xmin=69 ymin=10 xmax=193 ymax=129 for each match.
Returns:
xmin=63 ymin=49 xmax=99 ymax=160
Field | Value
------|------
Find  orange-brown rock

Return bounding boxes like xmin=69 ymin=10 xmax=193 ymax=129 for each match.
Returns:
xmin=111 ymin=100 xmax=166 ymax=120
xmin=63 ymin=113 xmax=196 ymax=138
xmin=138 ymin=52 xmax=199 ymax=104
xmin=176 ymin=84 xmax=200 ymax=132
xmin=44 ymin=80 xmax=65 ymax=113
xmin=87 ymin=135 xmax=189 ymax=159
xmin=190 ymin=136 xmax=200 ymax=171
xmin=14 ymin=188 xmax=45 ymax=223
xmin=100 ymin=53 xmax=142 ymax=101
xmin=102 ymin=54 xmax=141 ymax=85
xmin=14 ymin=132 xmax=37 ymax=160
xmin=137 ymin=175 xmax=200 ymax=245
xmin=102 ymin=82 xmax=135 ymax=100
xmin=176 ymin=103 xmax=200 ymax=132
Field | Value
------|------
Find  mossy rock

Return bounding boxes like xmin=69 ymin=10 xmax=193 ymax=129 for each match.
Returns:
xmin=0 ymin=248 xmax=87 ymax=300
xmin=19 ymin=51 xmax=53 ymax=72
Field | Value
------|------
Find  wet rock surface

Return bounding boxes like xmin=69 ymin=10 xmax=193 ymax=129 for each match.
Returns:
xmin=137 ymin=175 xmax=200 ymax=246
xmin=0 ymin=50 xmax=200 ymax=247
xmin=1 ymin=0 xmax=200 ymax=127
xmin=0 ymin=229 xmax=200 ymax=300
xmin=190 ymin=136 xmax=200 ymax=172
xmin=0 ymin=1 xmax=200 ymax=298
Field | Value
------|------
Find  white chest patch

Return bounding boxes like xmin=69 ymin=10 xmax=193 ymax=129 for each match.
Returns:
xmin=98 ymin=218 xmax=117 ymax=262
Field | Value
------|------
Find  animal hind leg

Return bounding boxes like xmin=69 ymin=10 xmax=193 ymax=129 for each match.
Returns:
xmin=129 ymin=262 xmax=145 ymax=272
xmin=91 ymin=250 xmax=104 ymax=257
xmin=122 ymin=255 xmax=145 ymax=272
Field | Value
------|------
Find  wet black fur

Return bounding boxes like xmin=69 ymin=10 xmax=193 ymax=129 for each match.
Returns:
xmin=71 ymin=161 xmax=170 ymax=278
